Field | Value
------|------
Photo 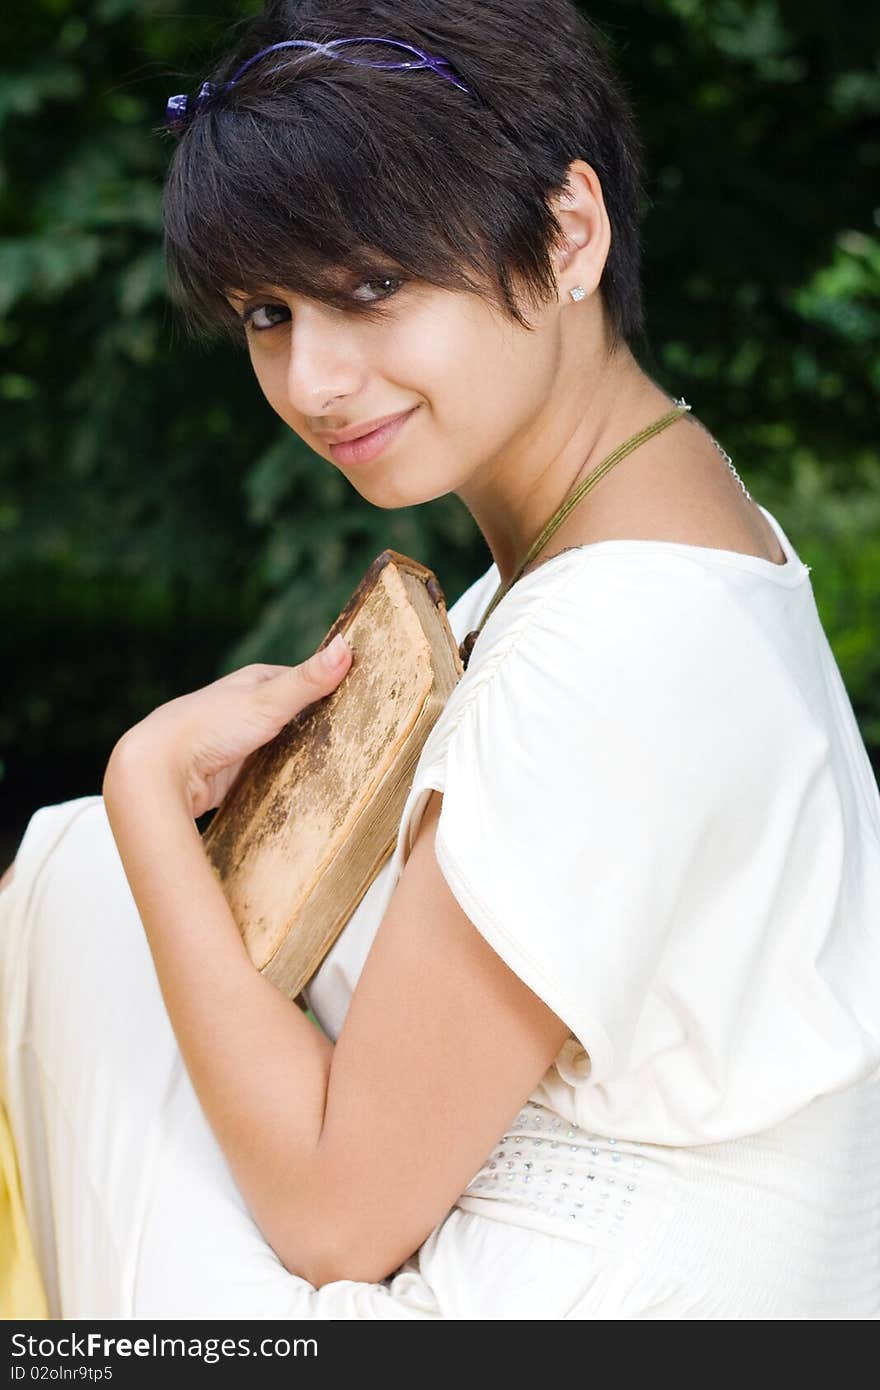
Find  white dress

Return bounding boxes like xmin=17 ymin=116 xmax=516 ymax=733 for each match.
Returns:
xmin=2 ymin=504 xmax=879 ymax=1319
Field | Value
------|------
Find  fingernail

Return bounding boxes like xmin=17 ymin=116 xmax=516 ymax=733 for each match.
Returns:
xmin=323 ymin=633 xmax=350 ymax=669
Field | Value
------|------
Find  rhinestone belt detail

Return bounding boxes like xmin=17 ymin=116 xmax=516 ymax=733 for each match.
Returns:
xmin=455 ymin=1100 xmax=673 ymax=1248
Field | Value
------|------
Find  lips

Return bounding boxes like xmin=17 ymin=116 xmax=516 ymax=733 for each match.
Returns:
xmin=319 ymin=408 xmax=414 ymax=446
xmin=326 ymin=405 xmax=419 ymax=466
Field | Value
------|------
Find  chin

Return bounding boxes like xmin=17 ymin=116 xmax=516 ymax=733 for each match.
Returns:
xmin=337 ymin=461 xmax=454 ymax=511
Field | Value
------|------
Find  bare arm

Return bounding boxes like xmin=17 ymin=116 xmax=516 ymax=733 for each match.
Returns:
xmin=102 ymin=743 xmax=571 ymax=1291
xmin=102 ymin=741 xmax=337 ymax=1286
xmin=0 ymin=861 xmax=14 ymax=893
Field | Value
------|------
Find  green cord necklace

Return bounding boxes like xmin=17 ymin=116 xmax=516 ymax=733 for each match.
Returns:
xmin=458 ymin=396 xmax=696 ymax=669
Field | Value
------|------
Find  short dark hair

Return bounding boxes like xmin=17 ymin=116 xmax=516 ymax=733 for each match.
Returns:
xmin=162 ymin=0 xmax=648 ymax=353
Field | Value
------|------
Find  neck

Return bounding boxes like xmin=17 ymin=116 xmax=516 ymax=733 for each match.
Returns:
xmin=455 ymin=335 xmax=674 ymax=589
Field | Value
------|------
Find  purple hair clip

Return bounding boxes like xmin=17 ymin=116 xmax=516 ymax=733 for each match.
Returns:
xmin=164 ymin=36 xmax=476 ymax=135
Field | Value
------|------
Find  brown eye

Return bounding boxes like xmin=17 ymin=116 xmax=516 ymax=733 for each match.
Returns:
xmin=243 ymin=303 xmax=290 ymax=332
xmin=351 ymin=275 xmax=405 ymax=304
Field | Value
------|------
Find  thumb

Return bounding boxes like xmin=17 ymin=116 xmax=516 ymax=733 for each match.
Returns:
xmin=254 ymin=634 xmax=352 ymax=729
xmin=261 ymin=632 xmax=352 ymax=697
xmin=301 ymin=632 xmax=353 ymax=686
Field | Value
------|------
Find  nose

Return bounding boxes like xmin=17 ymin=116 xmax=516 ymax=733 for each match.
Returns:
xmin=283 ymin=305 xmax=363 ymax=420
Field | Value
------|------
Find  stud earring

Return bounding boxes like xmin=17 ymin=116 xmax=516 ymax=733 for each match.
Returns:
xmin=569 ymin=286 xmax=587 ymax=302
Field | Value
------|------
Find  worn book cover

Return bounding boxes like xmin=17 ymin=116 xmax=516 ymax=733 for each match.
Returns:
xmin=201 ymin=550 xmax=464 ymax=1003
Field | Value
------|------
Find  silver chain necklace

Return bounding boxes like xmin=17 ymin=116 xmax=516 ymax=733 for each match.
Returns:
xmin=677 ymin=397 xmax=752 ymax=503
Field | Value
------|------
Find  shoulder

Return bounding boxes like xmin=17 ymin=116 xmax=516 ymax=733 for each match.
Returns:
xmin=461 ymin=548 xmax=728 ymax=696
xmin=433 ymin=548 xmax=779 ymax=815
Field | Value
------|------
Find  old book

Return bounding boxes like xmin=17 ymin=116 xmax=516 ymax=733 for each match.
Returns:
xmin=201 ymin=550 xmax=464 ymax=1004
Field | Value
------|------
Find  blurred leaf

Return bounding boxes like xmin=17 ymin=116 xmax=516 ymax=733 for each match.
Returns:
xmin=0 ymin=63 xmax=83 ymax=130
xmin=0 ymin=233 xmax=105 ymax=312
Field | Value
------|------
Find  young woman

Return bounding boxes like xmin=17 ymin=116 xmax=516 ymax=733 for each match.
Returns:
xmin=2 ymin=0 xmax=879 ymax=1319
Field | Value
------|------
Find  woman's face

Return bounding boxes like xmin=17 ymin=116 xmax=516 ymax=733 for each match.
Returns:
xmin=226 ymin=267 xmax=562 ymax=510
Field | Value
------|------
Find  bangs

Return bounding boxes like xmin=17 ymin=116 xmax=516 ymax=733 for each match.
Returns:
xmin=161 ymin=49 xmax=555 ymax=346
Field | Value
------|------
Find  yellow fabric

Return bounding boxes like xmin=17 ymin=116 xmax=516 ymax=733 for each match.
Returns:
xmin=0 ymin=1098 xmax=49 ymax=1319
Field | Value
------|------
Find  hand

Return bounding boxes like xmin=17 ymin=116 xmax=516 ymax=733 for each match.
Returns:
xmin=105 ymin=633 xmax=353 ymax=819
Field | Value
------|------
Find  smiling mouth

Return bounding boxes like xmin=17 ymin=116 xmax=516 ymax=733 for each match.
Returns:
xmin=325 ymin=406 xmax=419 ymax=464
xmin=319 ymin=408 xmax=415 ymax=446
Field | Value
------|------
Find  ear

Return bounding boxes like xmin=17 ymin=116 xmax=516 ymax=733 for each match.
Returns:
xmin=550 ymin=158 xmax=612 ymax=302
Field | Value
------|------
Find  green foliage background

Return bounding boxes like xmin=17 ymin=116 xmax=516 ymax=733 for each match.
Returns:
xmin=1 ymin=0 xmax=879 ymax=857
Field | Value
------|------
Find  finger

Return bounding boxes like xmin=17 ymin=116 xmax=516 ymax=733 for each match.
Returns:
xmin=258 ymin=635 xmax=352 ymax=704
xmin=218 ymin=663 xmax=291 ymax=689
xmin=300 ymin=634 xmax=353 ymax=685
xmin=252 ymin=664 xmax=294 ymax=683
